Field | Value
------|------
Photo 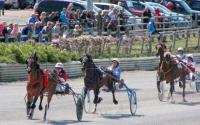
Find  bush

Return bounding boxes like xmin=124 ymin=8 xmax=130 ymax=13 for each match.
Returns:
xmin=0 ymin=42 xmax=74 ymax=64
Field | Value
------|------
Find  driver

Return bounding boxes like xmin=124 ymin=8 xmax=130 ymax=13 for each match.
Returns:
xmin=107 ymin=58 xmax=122 ymax=81
xmin=54 ymin=63 xmax=69 ymax=93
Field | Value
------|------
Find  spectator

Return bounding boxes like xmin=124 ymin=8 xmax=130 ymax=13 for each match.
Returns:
xmin=80 ymin=10 xmax=87 ymax=28
xmin=108 ymin=7 xmax=118 ymax=31
xmin=34 ymin=21 xmax=43 ymax=42
xmin=73 ymin=24 xmax=82 ymax=36
xmin=147 ymin=17 xmax=159 ymax=36
xmin=28 ymin=13 xmax=38 ymax=24
xmin=153 ymin=7 xmax=162 ymax=28
xmin=0 ymin=21 xmax=5 ymax=36
xmin=96 ymin=10 xmax=103 ymax=34
xmin=117 ymin=9 xmax=126 ymax=31
xmin=40 ymin=12 xmax=48 ymax=24
xmin=0 ymin=22 xmax=8 ymax=42
xmin=10 ymin=23 xmax=19 ymax=37
xmin=41 ymin=21 xmax=54 ymax=43
xmin=52 ymin=22 xmax=61 ymax=38
xmin=102 ymin=10 xmax=110 ymax=31
xmin=109 ymin=5 xmax=114 ymax=11
xmin=7 ymin=23 xmax=13 ymax=34
xmin=86 ymin=11 xmax=95 ymax=28
xmin=66 ymin=3 xmax=74 ymax=16
xmin=60 ymin=8 xmax=69 ymax=26
xmin=143 ymin=6 xmax=151 ymax=29
xmin=21 ymin=23 xmax=33 ymax=42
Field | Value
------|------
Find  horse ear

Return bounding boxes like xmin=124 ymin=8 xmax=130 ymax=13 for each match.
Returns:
xmin=86 ymin=54 xmax=92 ymax=60
xmin=33 ymin=52 xmax=38 ymax=61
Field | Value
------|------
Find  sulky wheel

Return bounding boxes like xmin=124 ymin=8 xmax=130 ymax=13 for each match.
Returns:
xmin=129 ymin=90 xmax=137 ymax=116
xmin=82 ymin=88 xmax=95 ymax=113
xmin=76 ymin=95 xmax=83 ymax=121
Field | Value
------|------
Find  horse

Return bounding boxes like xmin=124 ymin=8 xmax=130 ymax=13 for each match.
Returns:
xmin=26 ymin=52 xmax=59 ymax=121
xmin=156 ymin=43 xmax=189 ymax=102
xmin=80 ymin=54 xmax=120 ymax=112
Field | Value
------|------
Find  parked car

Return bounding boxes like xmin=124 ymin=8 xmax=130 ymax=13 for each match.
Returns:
xmin=94 ymin=2 xmax=142 ymax=24
xmin=163 ymin=0 xmax=200 ymax=18
xmin=187 ymin=0 xmax=200 ymax=11
xmin=4 ymin=0 xmax=35 ymax=9
xmin=34 ymin=0 xmax=101 ymax=14
xmin=117 ymin=0 xmax=145 ymax=17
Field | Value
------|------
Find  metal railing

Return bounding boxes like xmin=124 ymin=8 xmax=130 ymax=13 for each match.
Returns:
xmin=1 ymin=14 xmax=199 ymax=42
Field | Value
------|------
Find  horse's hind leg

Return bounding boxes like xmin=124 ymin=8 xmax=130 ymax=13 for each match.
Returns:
xmin=168 ymin=82 xmax=175 ymax=103
xmin=43 ymin=92 xmax=53 ymax=121
xmin=182 ymin=78 xmax=187 ymax=102
xmin=39 ymin=95 xmax=43 ymax=111
xmin=111 ymin=82 xmax=118 ymax=104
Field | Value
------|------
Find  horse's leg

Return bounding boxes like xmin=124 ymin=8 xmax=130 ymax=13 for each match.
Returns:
xmin=28 ymin=96 xmax=38 ymax=118
xmin=26 ymin=93 xmax=32 ymax=116
xmin=39 ymin=95 xmax=43 ymax=111
xmin=157 ymin=72 xmax=161 ymax=93
xmin=43 ymin=91 xmax=54 ymax=121
xmin=93 ymin=87 xmax=102 ymax=104
xmin=30 ymin=96 xmax=38 ymax=109
xmin=182 ymin=77 xmax=187 ymax=102
xmin=111 ymin=82 xmax=118 ymax=104
xmin=169 ymin=82 xmax=175 ymax=103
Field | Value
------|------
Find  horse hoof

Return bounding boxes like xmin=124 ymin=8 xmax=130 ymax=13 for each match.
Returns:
xmin=97 ymin=97 xmax=103 ymax=103
xmin=39 ymin=105 xmax=43 ymax=111
xmin=113 ymin=100 xmax=118 ymax=105
xmin=179 ymin=82 xmax=183 ymax=88
xmin=93 ymin=97 xmax=103 ymax=104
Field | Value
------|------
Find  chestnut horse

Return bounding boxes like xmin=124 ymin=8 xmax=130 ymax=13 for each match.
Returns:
xmin=156 ymin=43 xmax=189 ymax=102
xmin=80 ymin=54 xmax=119 ymax=112
xmin=26 ymin=52 xmax=59 ymax=121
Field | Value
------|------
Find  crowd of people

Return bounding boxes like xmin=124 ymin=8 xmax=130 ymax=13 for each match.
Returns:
xmin=0 ymin=3 xmax=130 ymax=42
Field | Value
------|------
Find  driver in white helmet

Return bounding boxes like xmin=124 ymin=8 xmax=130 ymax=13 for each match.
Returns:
xmin=107 ymin=58 xmax=122 ymax=81
xmin=54 ymin=62 xmax=69 ymax=93
xmin=177 ymin=47 xmax=187 ymax=60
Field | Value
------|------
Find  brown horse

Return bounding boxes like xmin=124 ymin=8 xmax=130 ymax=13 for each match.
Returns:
xmin=26 ymin=52 xmax=59 ymax=121
xmin=80 ymin=54 xmax=119 ymax=112
xmin=156 ymin=43 xmax=189 ymax=102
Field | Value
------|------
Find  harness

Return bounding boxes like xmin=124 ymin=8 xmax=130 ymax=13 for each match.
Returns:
xmin=84 ymin=66 xmax=102 ymax=85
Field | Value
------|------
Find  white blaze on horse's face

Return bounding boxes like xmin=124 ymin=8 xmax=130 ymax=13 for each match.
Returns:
xmin=164 ymin=52 xmax=172 ymax=64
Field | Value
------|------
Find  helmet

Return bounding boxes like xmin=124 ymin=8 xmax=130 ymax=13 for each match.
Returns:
xmin=187 ymin=54 xmax=194 ymax=61
xmin=177 ymin=47 xmax=183 ymax=51
xmin=55 ymin=63 xmax=64 ymax=68
xmin=112 ymin=58 xmax=120 ymax=64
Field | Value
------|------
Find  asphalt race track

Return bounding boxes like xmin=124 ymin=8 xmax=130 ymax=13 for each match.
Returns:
xmin=0 ymin=71 xmax=200 ymax=125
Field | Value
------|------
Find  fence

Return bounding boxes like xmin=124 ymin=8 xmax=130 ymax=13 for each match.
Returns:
xmin=1 ymin=54 xmax=200 ymax=83
xmin=0 ymin=14 xmax=199 ymax=42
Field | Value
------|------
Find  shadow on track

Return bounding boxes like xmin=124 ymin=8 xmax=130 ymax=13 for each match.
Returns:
xmin=47 ymin=120 xmax=91 ymax=125
xmin=100 ymin=113 xmax=144 ymax=119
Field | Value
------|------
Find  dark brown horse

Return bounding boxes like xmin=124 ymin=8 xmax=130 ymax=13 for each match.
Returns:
xmin=156 ymin=43 xmax=189 ymax=102
xmin=80 ymin=54 xmax=119 ymax=112
xmin=26 ymin=52 xmax=59 ymax=121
